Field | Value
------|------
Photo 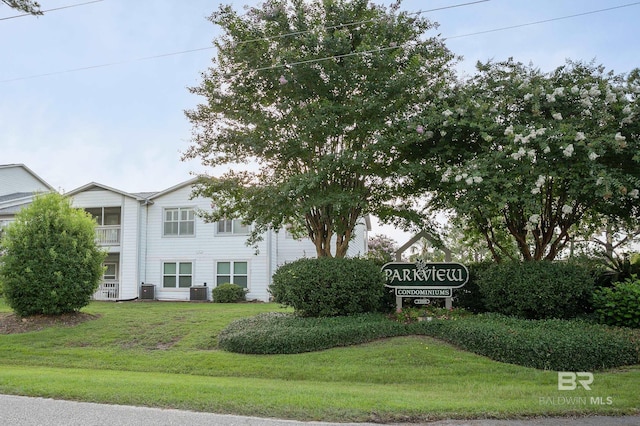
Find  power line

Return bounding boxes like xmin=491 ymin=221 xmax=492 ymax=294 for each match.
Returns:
xmin=2 ymin=1 xmax=639 ymax=83
xmin=0 ymin=0 xmax=104 ymax=21
xmin=445 ymin=1 xmax=640 ymax=39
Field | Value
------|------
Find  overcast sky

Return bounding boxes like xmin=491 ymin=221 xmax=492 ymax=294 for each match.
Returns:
xmin=2 ymin=0 xmax=639 ymax=243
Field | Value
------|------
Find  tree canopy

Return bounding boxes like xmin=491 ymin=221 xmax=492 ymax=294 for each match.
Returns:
xmin=402 ymin=59 xmax=640 ymax=261
xmin=184 ymin=0 xmax=456 ymax=257
xmin=2 ymin=0 xmax=42 ymax=15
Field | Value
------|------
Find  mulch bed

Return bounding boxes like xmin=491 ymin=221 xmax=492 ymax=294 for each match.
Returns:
xmin=0 ymin=311 xmax=98 ymax=334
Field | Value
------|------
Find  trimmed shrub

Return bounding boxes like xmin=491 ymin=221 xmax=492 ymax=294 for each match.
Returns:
xmin=413 ymin=314 xmax=639 ymax=371
xmin=218 ymin=312 xmax=407 ymax=354
xmin=477 ymin=261 xmax=593 ymax=319
xmin=593 ymin=276 xmax=640 ymax=328
xmin=269 ymin=257 xmax=385 ymax=317
xmin=452 ymin=261 xmax=492 ymax=313
xmin=0 ymin=193 xmax=106 ymax=317
xmin=212 ymin=283 xmax=247 ymax=303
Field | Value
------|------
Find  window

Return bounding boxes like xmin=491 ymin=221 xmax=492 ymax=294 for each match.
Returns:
xmin=217 ymin=219 xmax=250 ymax=235
xmin=164 ymin=208 xmax=195 ymax=236
xmin=216 ymin=261 xmax=248 ymax=288
xmin=86 ymin=207 xmax=121 ymax=225
xmin=163 ymin=262 xmax=193 ymax=288
xmin=103 ymin=263 xmax=117 ymax=281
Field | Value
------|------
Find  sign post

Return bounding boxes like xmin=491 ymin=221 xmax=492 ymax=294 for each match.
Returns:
xmin=381 ymin=260 xmax=469 ymax=310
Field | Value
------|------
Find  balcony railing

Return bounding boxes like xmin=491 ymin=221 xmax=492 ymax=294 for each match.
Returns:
xmin=93 ymin=281 xmax=119 ymax=301
xmin=96 ymin=225 xmax=120 ymax=245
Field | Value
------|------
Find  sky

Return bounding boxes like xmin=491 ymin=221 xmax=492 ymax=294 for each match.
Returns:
xmin=2 ymin=0 xmax=639 ymax=245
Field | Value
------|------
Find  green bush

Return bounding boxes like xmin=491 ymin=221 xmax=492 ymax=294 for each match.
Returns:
xmin=218 ymin=311 xmax=640 ymax=371
xmin=452 ymin=261 xmax=491 ymax=313
xmin=269 ymin=257 xmax=385 ymax=317
xmin=414 ymin=314 xmax=639 ymax=371
xmin=218 ymin=312 xmax=407 ymax=354
xmin=0 ymin=193 xmax=106 ymax=317
xmin=477 ymin=261 xmax=594 ymax=319
xmin=212 ymin=283 xmax=247 ymax=303
xmin=593 ymin=276 xmax=640 ymax=328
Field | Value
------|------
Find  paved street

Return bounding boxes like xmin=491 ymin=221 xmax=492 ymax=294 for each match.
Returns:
xmin=1 ymin=394 xmax=639 ymax=426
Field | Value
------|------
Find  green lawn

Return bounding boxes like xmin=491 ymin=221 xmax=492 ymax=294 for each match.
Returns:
xmin=0 ymin=300 xmax=638 ymax=422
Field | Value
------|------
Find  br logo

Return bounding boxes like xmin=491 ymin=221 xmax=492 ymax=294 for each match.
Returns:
xmin=557 ymin=372 xmax=594 ymax=390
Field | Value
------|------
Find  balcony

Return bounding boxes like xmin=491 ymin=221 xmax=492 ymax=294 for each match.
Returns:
xmin=92 ymin=281 xmax=119 ymax=301
xmin=96 ymin=225 xmax=121 ymax=246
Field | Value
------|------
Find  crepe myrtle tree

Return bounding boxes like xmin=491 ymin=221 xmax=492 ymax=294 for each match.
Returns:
xmin=401 ymin=59 xmax=639 ymax=262
xmin=184 ymin=0 xmax=456 ymax=257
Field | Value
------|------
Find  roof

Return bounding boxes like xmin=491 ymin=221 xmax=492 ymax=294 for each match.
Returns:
xmin=0 ymin=164 xmax=56 ymax=192
xmin=65 ymin=182 xmax=150 ymax=201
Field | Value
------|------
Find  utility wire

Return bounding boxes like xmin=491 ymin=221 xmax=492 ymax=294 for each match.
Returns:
xmin=2 ymin=1 xmax=639 ymax=83
xmin=446 ymin=1 xmax=640 ymax=39
xmin=0 ymin=0 xmax=104 ymax=21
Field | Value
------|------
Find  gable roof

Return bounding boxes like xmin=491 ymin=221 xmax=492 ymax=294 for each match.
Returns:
xmin=65 ymin=182 xmax=150 ymax=202
xmin=0 ymin=163 xmax=56 ymax=193
xmin=146 ymin=178 xmax=198 ymax=201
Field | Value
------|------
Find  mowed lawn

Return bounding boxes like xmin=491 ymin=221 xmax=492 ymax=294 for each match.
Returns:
xmin=0 ymin=300 xmax=638 ymax=423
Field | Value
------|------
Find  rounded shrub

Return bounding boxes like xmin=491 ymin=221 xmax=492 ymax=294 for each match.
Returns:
xmin=0 ymin=193 xmax=106 ymax=317
xmin=269 ymin=257 xmax=385 ymax=317
xmin=477 ymin=261 xmax=594 ymax=319
xmin=452 ymin=261 xmax=492 ymax=313
xmin=592 ymin=276 xmax=640 ymax=328
xmin=212 ymin=283 xmax=247 ymax=303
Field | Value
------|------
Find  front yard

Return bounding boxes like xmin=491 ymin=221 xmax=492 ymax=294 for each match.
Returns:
xmin=0 ymin=300 xmax=638 ymax=422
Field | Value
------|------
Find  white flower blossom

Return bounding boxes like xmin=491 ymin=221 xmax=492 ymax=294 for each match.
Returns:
xmin=546 ymin=94 xmax=556 ymax=102
xmin=574 ymin=132 xmax=586 ymax=141
xmin=563 ymin=144 xmax=574 ymax=157
xmin=536 ymin=128 xmax=547 ymax=136
xmin=596 ymin=177 xmax=604 ymax=186
xmin=562 ymin=205 xmax=573 ymax=215
xmin=528 ymin=214 xmax=540 ymax=224
xmin=442 ymin=109 xmax=453 ymax=117
xmin=527 ymin=150 xmax=536 ymax=159
xmin=553 ymin=87 xmax=564 ymax=96
xmin=543 ymin=146 xmax=551 ymax=154
xmin=570 ymin=85 xmax=580 ymax=94
xmin=416 ymin=125 xmax=424 ymax=134
xmin=552 ymin=112 xmax=563 ymax=120
xmin=622 ymin=105 xmax=632 ymax=115
xmin=524 ymin=93 xmax=533 ymax=101
xmin=605 ymin=90 xmax=617 ymax=103
xmin=424 ymin=130 xmax=434 ymax=139
xmin=580 ymin=98 xmax=593 ymax=108
xmin=482 ymin=134 xmax=494 ymax=142
xmin=615 ymin=132 xmax=626 ymax=142
xmin=473 ymin=176 xmax=483 ymax=183
xmin=278 ymin=75 xmax=288 ymax=85
xmin=531 ymin=187 xmax=541 ymax=195
xmin=588 ymin=152 xmax=599 ymax=161
xmin=456 ymin=108 xmax=466 ymax=115
xmin=465 ymin=177 xmax=474 ymax=185
xmin=455 ymin=174 xmax=462 ymax=182
xmin=440 ymin=130 xmax=447 ymax=137
xmin=589 ymin=86 xmax=601 ymax=97
xmin=504 ymin=125 xmax=514 ymax=136
xmin=629 ymin=189 xmax=639 ymax=199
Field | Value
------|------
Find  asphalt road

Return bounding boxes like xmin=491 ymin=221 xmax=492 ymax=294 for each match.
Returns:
xmin=0 ymin=394 xmax=639 ymax=426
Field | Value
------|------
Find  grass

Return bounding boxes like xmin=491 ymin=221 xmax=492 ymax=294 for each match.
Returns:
xmin=0 ymin=300 xmax=639 ymax=422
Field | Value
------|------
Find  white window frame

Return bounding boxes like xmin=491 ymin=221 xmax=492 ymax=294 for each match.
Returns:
xmin=215 ymin=260 xmax=249 ymax=288
xmin=103 ymin=262 xmax=118 ymax=281
xmin=216 ymin=219 xmax=251 ymax=236
xmin=162 ymin=261 xmax=194 ymax=289
xmin=163 ymin=207 xmax=195 ymax=237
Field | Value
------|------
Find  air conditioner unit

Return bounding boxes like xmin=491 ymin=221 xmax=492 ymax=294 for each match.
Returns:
xmin=140 ymin=283 xmax=155 ymax=300
xmin=190 ymin=285 xmax=208 ymax=301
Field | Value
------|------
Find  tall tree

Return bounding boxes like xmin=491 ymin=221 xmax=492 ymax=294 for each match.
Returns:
xmin=184 ymin=0 xmax=456 ymax=257
xmin=2 ymin=0 xmax=42 ymax=15
xmin=402 ymin=59 xmax=640 ymax=261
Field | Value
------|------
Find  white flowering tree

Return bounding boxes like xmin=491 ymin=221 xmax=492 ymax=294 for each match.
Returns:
xmin=405 ymin=60 xmax=640 ymax=261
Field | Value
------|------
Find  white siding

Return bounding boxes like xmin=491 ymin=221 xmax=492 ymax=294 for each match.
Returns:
xmin=0 ymin=165 xmax=51 ymax=196
xmin=69 ymin=188 xmax=142 ymax=300
xmin=144 ymin=185 xmax=270 ymax=301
